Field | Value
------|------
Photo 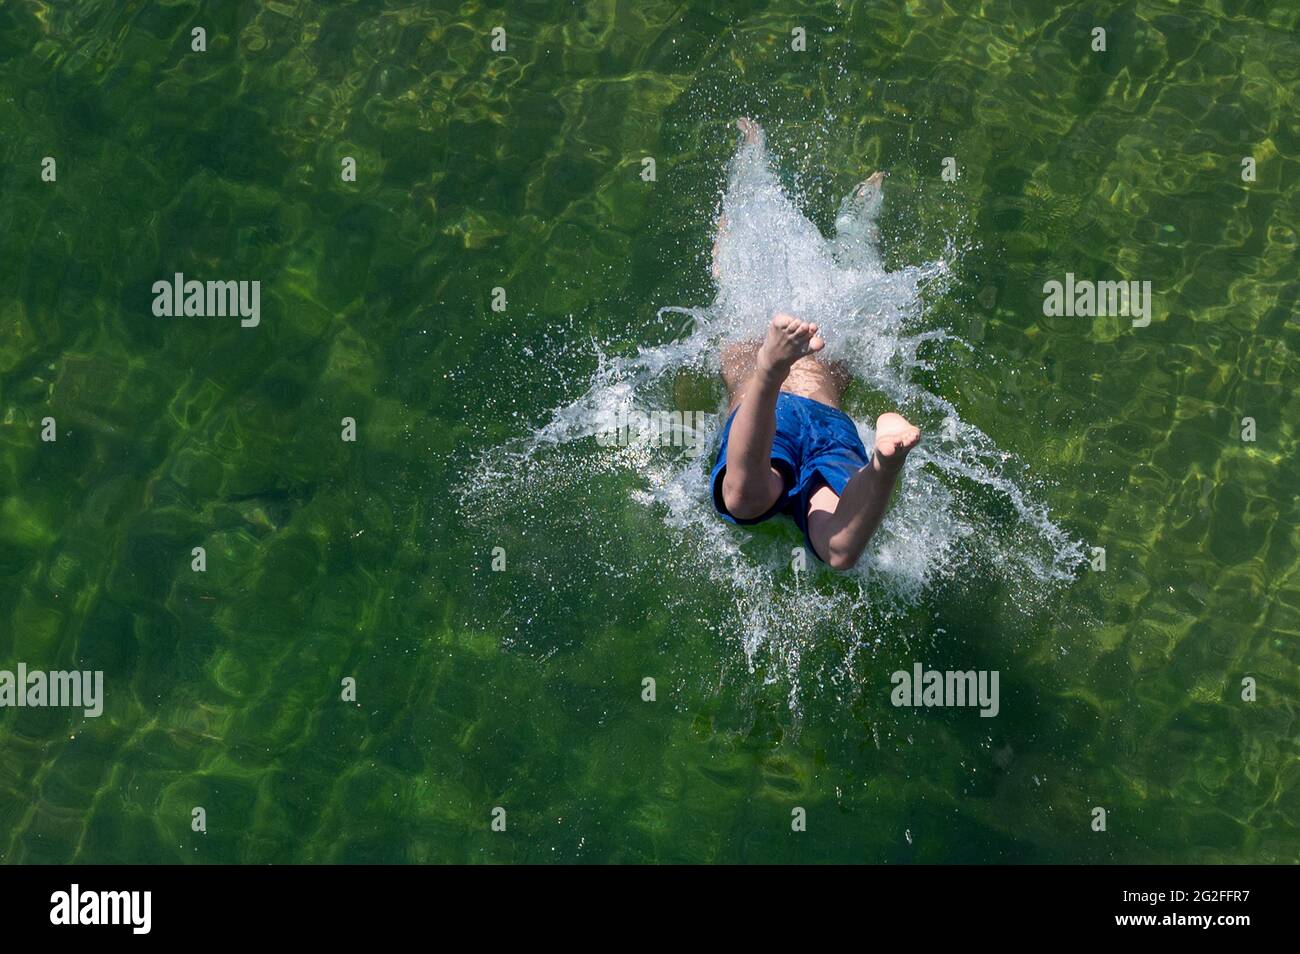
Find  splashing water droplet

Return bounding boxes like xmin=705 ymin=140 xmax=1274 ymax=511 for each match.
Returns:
xmin=459 ymin=129 xmax=1085 ymax=712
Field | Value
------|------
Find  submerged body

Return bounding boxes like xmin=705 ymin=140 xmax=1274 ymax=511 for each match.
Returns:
xmin=710 ymin=120 xmax=920 ymax=570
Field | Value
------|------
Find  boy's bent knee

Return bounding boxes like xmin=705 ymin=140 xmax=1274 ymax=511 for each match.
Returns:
xmin=825 ymin=550 xmax=861 ymax=572
xmin=817 ymin=534 xmax=864 ymax=571
xmin=721 ymin=477 xmax=777 ymax=520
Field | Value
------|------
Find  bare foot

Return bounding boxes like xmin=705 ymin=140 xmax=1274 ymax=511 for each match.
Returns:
xmin=836 ymin=171 xmax=886 ymax=238
xmin=873 ymin=412 xmax=920 ymax=472
xmin=736 ymin=117 xmax=764 ymax=146
xmin=756 ymin=313 xmax=824 ymax=382
xmin=856 ymin=170 xmax=886 ymax=198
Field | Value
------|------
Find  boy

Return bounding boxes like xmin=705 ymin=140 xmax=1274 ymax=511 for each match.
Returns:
xmin=710 ymin=120 xmax=921 ymax=570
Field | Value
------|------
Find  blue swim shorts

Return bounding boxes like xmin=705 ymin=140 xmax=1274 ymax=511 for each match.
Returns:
xmin=710 ymin=392 xmax=870 ymax=562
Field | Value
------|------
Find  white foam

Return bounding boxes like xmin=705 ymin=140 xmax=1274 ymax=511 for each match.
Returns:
xmin=458 ymin=130 xmax=1085 ymax=710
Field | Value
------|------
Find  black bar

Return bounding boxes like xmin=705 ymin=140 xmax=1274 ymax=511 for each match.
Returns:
xmin=1 ymin=864 xmax=1287 ymax=940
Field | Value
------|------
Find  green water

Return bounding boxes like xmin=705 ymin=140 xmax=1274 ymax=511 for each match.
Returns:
xmin=0 ymin=0 xmax=1297 ymax=864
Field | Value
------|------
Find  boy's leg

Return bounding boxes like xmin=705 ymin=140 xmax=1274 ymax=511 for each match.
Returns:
xmin=720 ymin=340 xmax=758 ymax=409
xmin=720 ymin=314 xmax=825 ymax=519
xmin=805 ymin=412 xmax=920 ymax=570
xmin=713 ymin=117 xmax=763 ymax=280
xmin=832 ymin=171 xmax=886 ymax=270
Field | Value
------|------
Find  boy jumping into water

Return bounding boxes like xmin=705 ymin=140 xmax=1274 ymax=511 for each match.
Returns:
xmin=710 ymin=119 xmax=921 ymax=571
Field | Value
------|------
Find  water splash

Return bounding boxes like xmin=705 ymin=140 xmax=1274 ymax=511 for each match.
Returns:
xmin=458 ymin=127 xmax=1085 ymax=709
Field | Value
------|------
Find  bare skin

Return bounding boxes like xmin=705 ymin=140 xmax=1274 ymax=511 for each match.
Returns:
xmin=718 ymin=314 xmax=827 ymax=521
xmin=720 ymin=314 xmax=920 ymax=570
xmin=716 ymin=117 xmax=920 ymax=570
xmin=717 ymin=117 xmax=920 ymax=566
xmin=857 ymin=170 xmax=886 ymax=196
